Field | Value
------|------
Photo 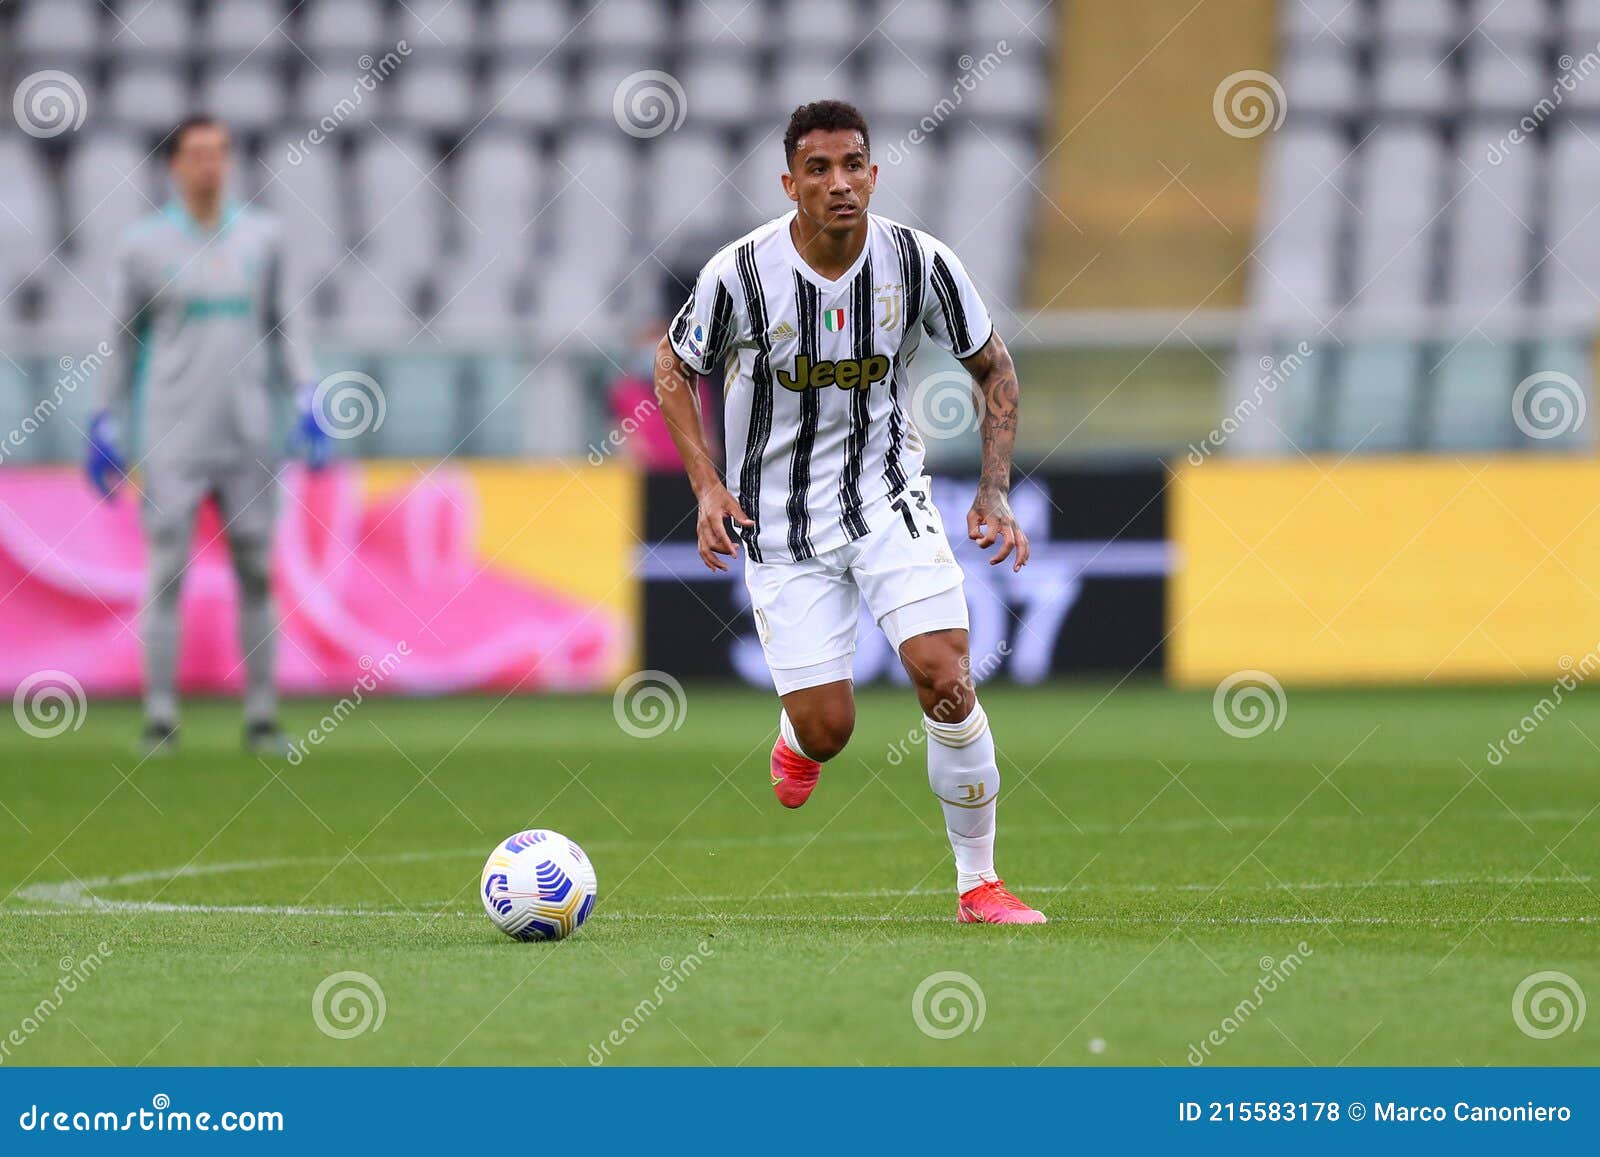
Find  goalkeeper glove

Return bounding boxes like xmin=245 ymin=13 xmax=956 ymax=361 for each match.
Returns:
xmin=85 ymin=410 xmax=127 ymax=498
xmin=293 ymin=383 xmax=331 ymax=470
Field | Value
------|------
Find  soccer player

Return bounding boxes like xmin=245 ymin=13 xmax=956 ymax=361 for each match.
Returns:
xmin=654 ymin=101 xmax=1044 ymax=924
xmin=85 ymin=115 xmax=328 ymax=756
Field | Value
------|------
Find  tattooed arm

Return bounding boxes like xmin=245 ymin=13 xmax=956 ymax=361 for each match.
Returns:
xmin=958 ymin=330 xmax=1029 ymax=571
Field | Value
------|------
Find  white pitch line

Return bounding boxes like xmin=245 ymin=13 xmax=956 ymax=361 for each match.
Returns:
xmin=4 ymin=907 xmax=1595 ymax=926
xmin=645 ymin=875 xmax=1596 ymax=903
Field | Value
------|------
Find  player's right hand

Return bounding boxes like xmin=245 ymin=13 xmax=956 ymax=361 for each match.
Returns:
xmin=696 ymin=485 xmax=754 ymax=572
xmin=85 ymin=410 xmax=128 ymax=499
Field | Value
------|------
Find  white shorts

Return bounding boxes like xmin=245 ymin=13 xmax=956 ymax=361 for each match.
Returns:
xmin=744 ymin=476 xmax=968 ymax=695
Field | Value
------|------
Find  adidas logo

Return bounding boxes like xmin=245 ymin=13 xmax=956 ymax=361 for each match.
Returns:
xmin=768 ymin=321 xmax=797 ymax=342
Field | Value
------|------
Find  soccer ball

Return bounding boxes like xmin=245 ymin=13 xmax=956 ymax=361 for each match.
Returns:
xmin=480 ymin=829 xmax=598 ymax=941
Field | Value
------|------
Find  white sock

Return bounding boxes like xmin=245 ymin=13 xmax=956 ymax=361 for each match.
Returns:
xmin=924 ymin=702 xmax=1000 ymax=894
xmin=779 ymin=709 xmax=815 ymax=761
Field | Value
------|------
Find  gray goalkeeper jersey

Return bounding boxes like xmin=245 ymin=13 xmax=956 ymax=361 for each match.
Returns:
xmin=98 ymin=201 xmax=316 ymax=470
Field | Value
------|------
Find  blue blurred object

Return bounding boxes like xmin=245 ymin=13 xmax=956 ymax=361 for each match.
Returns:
xmin=85 ymin=410 xmax=127 ymax=497
xmin=293 ymin=383 xmax=331 ymax=470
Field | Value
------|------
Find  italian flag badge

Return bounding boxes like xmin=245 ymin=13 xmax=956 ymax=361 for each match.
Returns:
xmin=822 ymin=308 xmax=846 ymax=332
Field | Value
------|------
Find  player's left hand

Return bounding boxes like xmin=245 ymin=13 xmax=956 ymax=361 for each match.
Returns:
xmin=967 ymin=484 xmax=1029 ymax=571
xmin=293 ymin=383 xmax=331 ymax=470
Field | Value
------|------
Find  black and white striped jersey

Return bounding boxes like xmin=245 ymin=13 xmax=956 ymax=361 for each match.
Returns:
xmin=670 ymin=211 xmax=993 ymax=564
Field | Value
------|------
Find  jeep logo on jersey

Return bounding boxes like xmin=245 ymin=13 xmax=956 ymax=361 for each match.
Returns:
xmin=776 ymin=354 xmax=891 ymax=393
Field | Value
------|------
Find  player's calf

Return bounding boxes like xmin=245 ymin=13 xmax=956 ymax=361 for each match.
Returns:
xmin=770 ymin=683 xmax=855 ymax=808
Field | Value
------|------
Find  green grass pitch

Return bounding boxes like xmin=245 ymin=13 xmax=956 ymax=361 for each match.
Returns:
xmin=1 ymin=684 xmax=1595 ymax=1067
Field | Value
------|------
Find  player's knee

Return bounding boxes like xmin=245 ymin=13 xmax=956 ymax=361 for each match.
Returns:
xmin=231 ymin=539 xmax=271 ymax=599
xmin=918 ymin=663 xmax=976 ymax=724
xmin=795 ymin=709 xmax=854 ymax=762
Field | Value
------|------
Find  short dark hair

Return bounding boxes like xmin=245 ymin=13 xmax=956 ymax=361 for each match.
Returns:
xmin=783 ymin=100 xmax=870 ymax=168
xmin=165 ymin=115 xmax=226 ymax=160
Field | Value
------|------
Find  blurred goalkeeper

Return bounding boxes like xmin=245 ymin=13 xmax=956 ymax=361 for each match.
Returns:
xmin=86 ymin=115 xmax=329 ymax=756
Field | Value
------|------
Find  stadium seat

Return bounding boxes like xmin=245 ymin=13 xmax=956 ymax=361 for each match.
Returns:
xmin=453 ymin=133 xmax=543 ymax=263
xmin=485 ymin=60 xmax=570 ymax=128
xmin=870 ymin=137 xmax=941 ymax=232
xmin=861 ymin=53 xmax=947 ymax=121
xmin=1470 ymin=0 xmax=1549 ymax=42
xmin=1544 ymin=125 xmax=1600 ymax=309
xmin=1280 ymin=48 xmax=1360 ymax=117
xmin=1464 ymin=44 xmax=1545 ymax=112
xmin=389 ymin=63 xmax=478 ymax=133
xmin=487 ymin=0 xmax=572 ymax=54
xmin=1373 ymin=47 xmax=1455 ymax=115
xmin=62 ymin=135 xmax=159 ymax=263
xmin=771 ymin=51 xmax=863 ymax=120
xmin=875 ymin=0 xmax=961 ymax=50
xmin=777 ymin=0 xmax=865 ymax=52
xmin=967 ymin=0 xmax=1055 ymax=50
xmin=104 ymin=65 xmax=192 ymax=131
xmin=1564 ymin=0 xmax=1600 ymax=40
xmin=350 ymin=132 xmax=442 ymax=284
xmin=680 ymin=50 xmax=763 ymax=127
xmin=1349 ymin=127 xmax=1443 ymax=312
xmin=683 ymin=0 xmax=770 ymax=48
xmin=0 ymin=139 xmax=52 ymax=296
xmin=1250 ymin=125 xmax=1348 ymax=324
xmin=200 ymin=64 xmax=288 ymax=135
xmin=575 ymin=53 xmax=661 ymax=124
xmin=14 ymin=0 xmax=101 ymax=57
xmin=579 ymin=0 xmax=671 ymax=51
xmin=301 ymin=0 xmax=390 ymax=56
xmin=397 ymin=0 xmax=478 ymax=52
xmin=1279 ymin=0 xmax=1369 ymax=45
xmin=963 ymin=53 xmax=1050 ymax=121
xmin=296 ymin=57 xmax=383 ymax=126
xmin=261 ymin=133 xmax=347 ymax=284
xmin=1446 ymin=124 xmax=1536 ymax=313
xmin=727 ymin=133 xmax=794 ymax=224
xmin=110 ymin=0 xmax=192 ymax=55
xmin=201 ymin=0 xmax=289 ymax=61
xmin=640 ymin=131 xmax=740 ymax=246
xmin=1375 ymin=0 xmax=1458 ymax=43
xmin=941 ymin=128 xmax=1032 ymax=304
xmin=330 ymin=259 xmax=424 ymax=332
